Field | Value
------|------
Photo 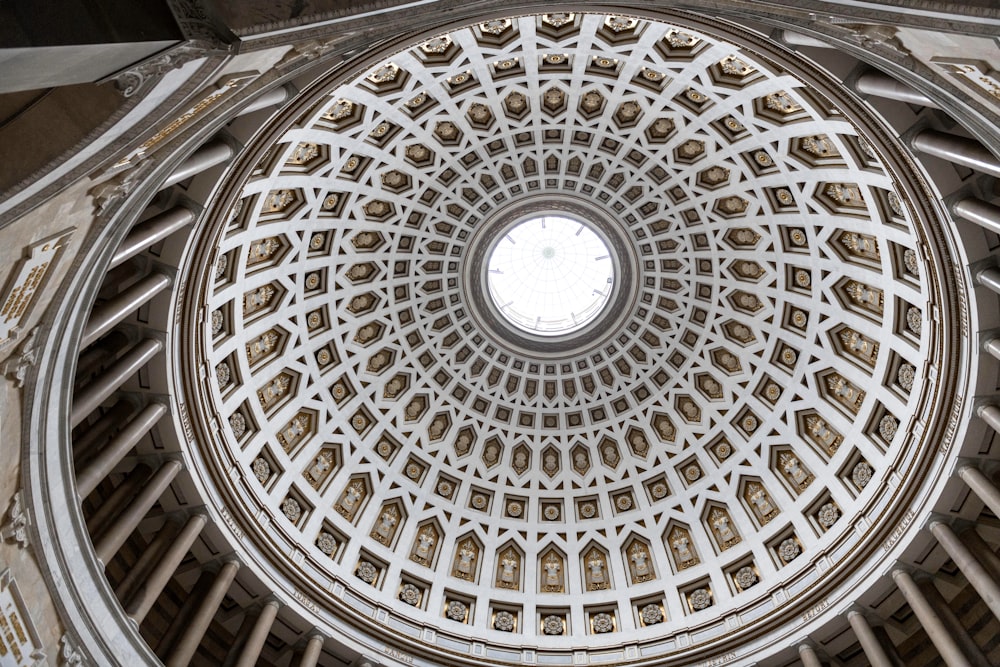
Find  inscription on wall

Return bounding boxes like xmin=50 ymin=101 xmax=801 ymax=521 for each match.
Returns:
xmin=932 ymin=59 xmax=1000 ymax=104
xmin=0 ymin=570 xmax=45 ymax=665
xmin=0 ymin=229 xmax=75 ymax=345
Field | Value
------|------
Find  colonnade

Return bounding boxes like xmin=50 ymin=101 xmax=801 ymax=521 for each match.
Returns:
xmin=67 ymin=83 xmax=331 ymax=666
xmin=60 ymin=25 xmax=1000 ymax=667
xmin=779 ymin=30 xmax=1000 ymax=667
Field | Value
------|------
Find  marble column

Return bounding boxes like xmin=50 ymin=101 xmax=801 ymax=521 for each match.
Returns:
xmin=110 ymin=205 xmax=196 ymax=269
xmin=892 ymin=569 xmax=967 ymax=665
xmin=917 ymin=577 xmax=993 ymax=667
xmin=854 ymin=71 xmax=938 ymax=107
xmin=798 ymin=643 xmax=823 ymax=667
xmin=780 ymin=31 xmax=832 ymax=48
xmin=976 ymin=268 xmax=1000 ymax=297
xmin=975 ymin=405 xmax=1000 ymax=438
xmin=237 ymin=85 xmax=291 ymax=116
xmin=161 ymin=139 xmax=234 ymax=189
xmin=984 ymin=337 xmax=1000 ymax=363
xmin=85 ymin=463 xmax=151 ymax=536
xmin=115 ymin=518 xmax=180 ymax=603
xmin=77 ymin=402 xmax=166 ymax=497
xmin=958 ymin=466 xmax=1000 ymax=519
xmin=166 ymin=560 xmax=240 ymax=667
xmin=71 ymin=338 xmax=162 ymax=427
xmin=912 ymin=130 xmax=1000 ymax=179
xmin=234 ymin=599 xmax=281 ymax=667
xmin=126 ymin=514 xmax=207 ymax=623
xmin=81 ymin=272 xmax=172 ymax=348
xmin=94 ymin=459 xmax=182 ymax=563
xmin=954 ymin=198 xmax=1000 ymax=236
xmin=847 ymin=611 xmax=893 ymax=667
xmin=298 ymin=634 xmax=324 ymax=667
xmin=929 ymin=521 xmax=1000 ymax=622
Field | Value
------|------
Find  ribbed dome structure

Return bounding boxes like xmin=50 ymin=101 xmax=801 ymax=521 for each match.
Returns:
xmin=164 ymin=12 xmax=964 ymax=664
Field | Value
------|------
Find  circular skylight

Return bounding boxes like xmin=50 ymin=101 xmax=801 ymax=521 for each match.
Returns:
xmin=485 ymin=216 xmax=614 ymax=335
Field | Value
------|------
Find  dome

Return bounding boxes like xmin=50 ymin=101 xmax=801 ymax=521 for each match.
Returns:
xmin=5 ymin=3 xmax=1000 ymax=667
xmin=172 ymin=11 xmax=958 ymax=664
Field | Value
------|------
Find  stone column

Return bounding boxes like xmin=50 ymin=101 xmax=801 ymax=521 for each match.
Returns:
xmin=85 ymin=463 xmax=151 ymax=536
xmin=917 ymin=577 xmax=993 ymax=667
xmin=234 ymin=599 xmax=281 ymax=667
xmin=912 ymin=130 xmax=1000 ymax=179
xmin=976 ymin=405 xmax=1000 ymax=439
xmin=72 ymin=399 xmax=133 ymax=458
xmin=77 ymin=402 xmax=166 ymax=497
xmin=798 ymin=643 xmax=823 ymax=667
xmin=71 ymin=338 xmax=162 ymax=427
xmin=161 ymin=140 xmax=234 ymax=189
xmin=929 ymin=521 xmax=1000 ymax=622
xmin=298 ymin=634 xmax=324 ymax=667
xmin=959 ymin=466 xmax=1000 ymax=519
xmin=110 ymin=205 xmax=196 ymax=269
xmin=847 ymin=611 xmax=893 ymax=667
xmin=75 ymin=330 xmax=130 ymax=382
xmin=984 ymin=337 xmax=1000 ymax=362
xmin=854 ymin=71 xmax=938 ymax=107
xmin=94 ymin=459 xmax=182 ymax=563
xmin=892 ymin=569 xmax=967 ymax=665
xmin=963 ymin=529 xmax=1000 ymax=582
xmin=81 ymin=273 xmax=172 ymax=348
xmin=954 ymin=198 xmax=1000 ymax=235
xmin=237 ymin=85 xmax=291 ymax=116
xmin=126 ymin=514 xmax=207 ymax=624
xmin=976 ymin=268 xmax=1000 ymax=297
xmin=166 ymin=560 xmax=240 ymax=667
xmin=780 ymin=31 xmax=832 ymax=48
xmin=115 ymin=518 xmax=180 ymax=603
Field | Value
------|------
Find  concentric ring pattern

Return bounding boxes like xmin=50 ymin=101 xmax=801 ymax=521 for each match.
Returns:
xmin=176 ymin=12 xmax=950 ymax=663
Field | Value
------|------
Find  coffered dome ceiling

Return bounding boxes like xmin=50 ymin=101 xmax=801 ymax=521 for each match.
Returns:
xmin=171 ymin=11 xmax=961 ymax=665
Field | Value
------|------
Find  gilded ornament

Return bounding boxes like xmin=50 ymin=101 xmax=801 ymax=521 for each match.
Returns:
xmin=898 ymin=363 xmax=916 ymax=391
xmin=778 ymin=538 xmax=800 ymax=562
xmin=356 ymin=561 xmax=377 ymax=584
xmin=215 ymin=362 xmax=231 ymax=387
xmin=251 ymin=457 xmax=270 ymax=483
xmin=879 ymin=414 xmax=899 ymax=441
xmin=852 ymin=461 xmax=874 ymax=489
xmin=906 ymin=306 xmax=922 ymax=334
xmin=689 ymin=588 xmax=712 ymax=611
xmin=640 ymin=604 xmax=664 ymax=625
xmin=214 ymin=254 xmax=228 ymax=280
xmin=229 ymin=412 xmax=246 ymax=438
xmin=210 ymin=309 xmax=223 ymax=335
xmin=591 ymin=612 xmax=614 ymax=633
xmin=817 ymin=503 xmax=840 ymax=528
xmin=420 ymin=36 xmax=451 ymax=55
xmin=446 ymin=600 xmax=468 ymax=621
xmin=543 ymin=13 xmax=574 ymax=28
xmin=735 ymin=566 xmax=758 ymax=589
xmin=543 ymin=615 xmax=564 ymax=635
xmin=316 ymin=532 xmax=337 ymax=555
xmin=400 ymin=583 xmax=421 ymax=605
xmin=903 ymin=248 xmax=919 ymax=275
xmin=281 ymin=498 xmax=302 ymax=523
xmin=494 ymin=611 xmax=515 ymax=632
